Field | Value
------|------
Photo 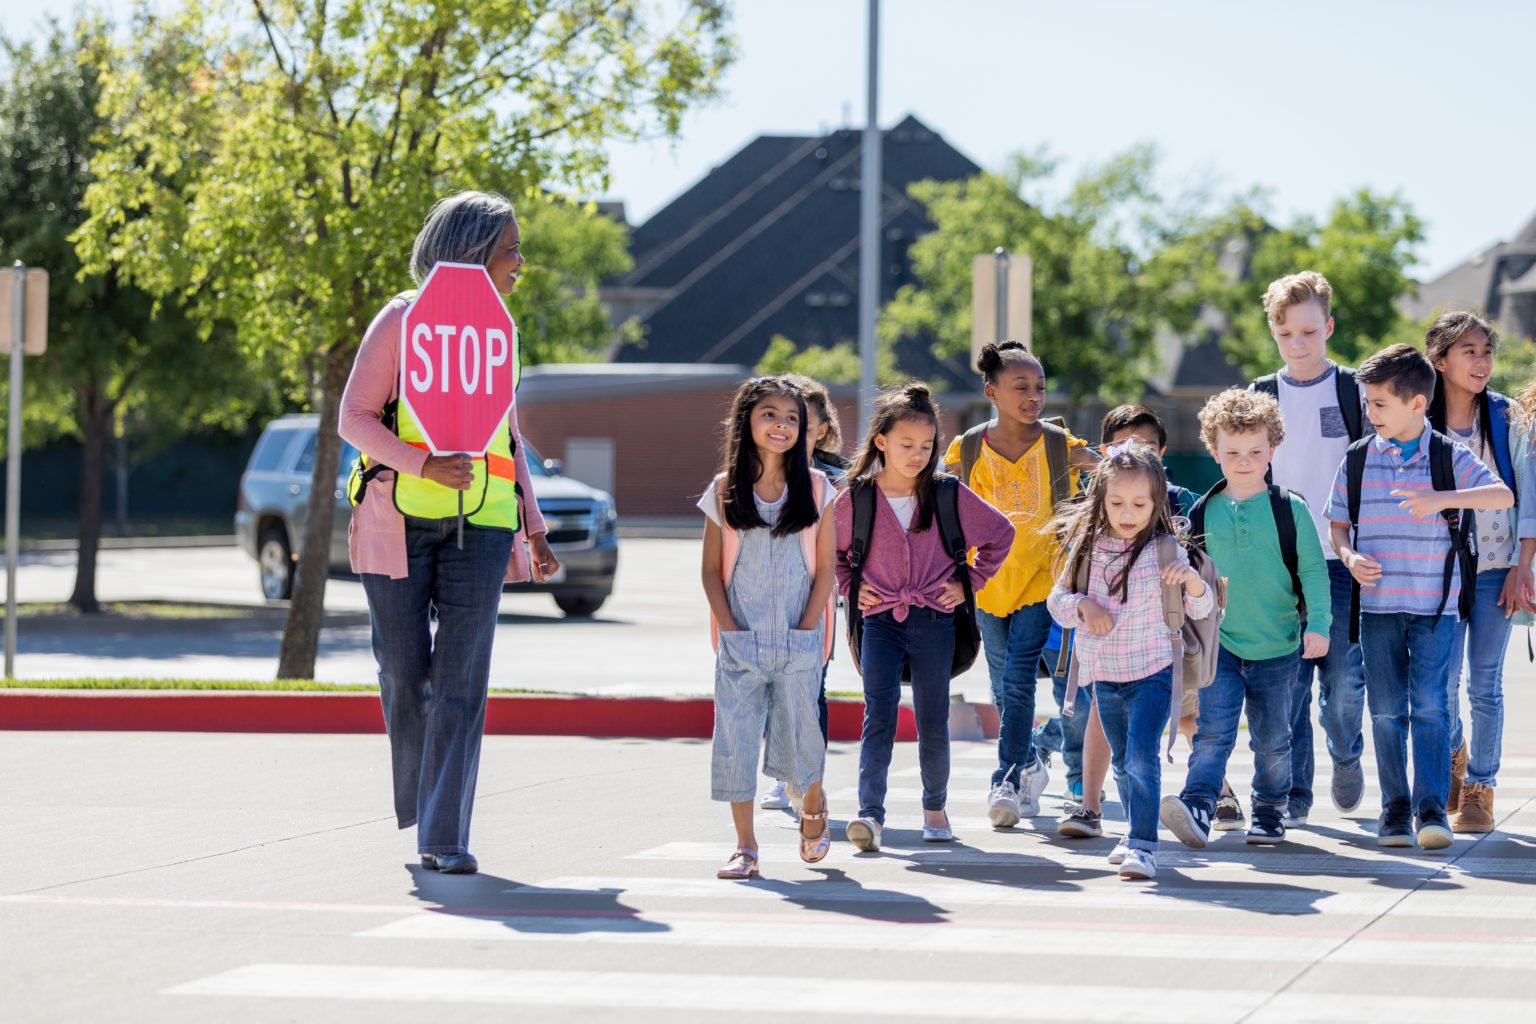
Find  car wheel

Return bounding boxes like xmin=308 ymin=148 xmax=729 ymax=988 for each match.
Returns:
xmin=554 ymin=594 xmax=605 ymax=618
xmin=258 ymin=528 xmax=294 ymax=601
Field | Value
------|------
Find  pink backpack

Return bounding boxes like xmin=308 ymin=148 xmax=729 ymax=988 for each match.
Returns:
xmin=710 ymin=471 xmax=836 ymax=664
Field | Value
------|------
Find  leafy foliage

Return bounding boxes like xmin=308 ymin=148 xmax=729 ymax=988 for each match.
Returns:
xmin=754 ymin=333 xmax=899 ymax=386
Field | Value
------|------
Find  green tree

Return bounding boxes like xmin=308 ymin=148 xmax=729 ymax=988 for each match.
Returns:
xmin=76 ymin=0 xmax=732 ymax=677
xmin=754 ymin=334 xmax=898 ymax=386
xmin=0 ymin=19 xmax=264 ymax=615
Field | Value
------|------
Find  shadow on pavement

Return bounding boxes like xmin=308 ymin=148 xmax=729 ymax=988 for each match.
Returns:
xmin=406 ymin=865 xmax=668 ymax=936
xmin=766 ymin=865 xmax=950 ymax=924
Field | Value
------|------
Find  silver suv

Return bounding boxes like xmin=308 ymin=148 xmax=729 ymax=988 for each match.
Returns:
xmin=234 ymin=414 xmax=619 ymax=616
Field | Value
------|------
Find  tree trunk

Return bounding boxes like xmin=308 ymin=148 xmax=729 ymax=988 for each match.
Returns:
xmin=276 ymin=345 xmax=353 ymax=679
xmin=68 ymin=385 xmax=113 ymax=614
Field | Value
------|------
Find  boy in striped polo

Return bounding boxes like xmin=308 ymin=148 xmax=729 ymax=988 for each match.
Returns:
xmin=1324 ymin=344 xmax=1513 ymax=850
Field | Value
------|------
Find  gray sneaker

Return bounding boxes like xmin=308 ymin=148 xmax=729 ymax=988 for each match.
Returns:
xmin=1331 ymin=761 xmax=1365 ymax=814
xmin=1019 ymin=757 xmax=1050 ymax=817
xmin=987 ymin=782 xmax=1021 ymax=828
xmin=1212 ymin=794 xmax=1246 ymax=832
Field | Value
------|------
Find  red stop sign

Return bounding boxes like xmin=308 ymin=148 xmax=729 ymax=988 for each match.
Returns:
xmin=398 ymin=262 xmax=518 ymax=455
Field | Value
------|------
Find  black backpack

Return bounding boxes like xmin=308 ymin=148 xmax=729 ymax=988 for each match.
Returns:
xmin=1253 ymin=365 xmax=1366 ymax=442
xmin=1187 ymin=480 xmax=1306 ymax=618
xmin=1342 ymin=431 xmax=1476 ymax=643
xmin=844 ymin=475 xmax=981 ymax=681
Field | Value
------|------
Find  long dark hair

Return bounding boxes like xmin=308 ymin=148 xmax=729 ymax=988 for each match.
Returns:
xmin=1050 ymin=441 xmax=1181 ymax=602
xmin=1426 ymin=310 xmax=1500 ymax=444
xmin=719 ymin=376 xmax=820 ymax=537
xmin=848 ymin=382 xmax=943 ymax=533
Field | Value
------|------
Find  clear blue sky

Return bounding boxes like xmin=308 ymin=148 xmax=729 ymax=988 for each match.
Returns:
xmin=10 ymin=0 xmax=1533 ymax=278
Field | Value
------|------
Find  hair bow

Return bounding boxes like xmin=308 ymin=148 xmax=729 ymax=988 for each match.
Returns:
xmin=1102 ymin=438 xmax=1138 ymax=459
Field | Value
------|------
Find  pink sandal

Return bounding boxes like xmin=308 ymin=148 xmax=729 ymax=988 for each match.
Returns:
xmin=717 ymin=848 xmax=759 ymax=880
xmin=799 ymin=801 xmax=833 ymax=863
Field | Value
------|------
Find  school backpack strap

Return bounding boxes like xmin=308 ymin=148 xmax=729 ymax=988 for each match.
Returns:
xmin=933 ymin=475 xmax=983 ymax=679
xmin=1268 ymin=484 xmax=1305 ymax=618
xmin=1060 ymin=543 xmax=1094 ymax=717
xmin=1156 ymin=534 xmax=1188 ymax=760
xmin=1186 ymin=478 xmax=1227 ymax=548
xmin=709 ymin=473 xmax=742 ymax=653
xmin=844 ymin=479 xmax=879 ymax=675
xmin=1487 ymin=391 xmax=1519 ymax=503
xmin=1335 ymin=366 xmax=1365 ymax=442
xmin=1251 ymin=373 xmax=1280 ymax=400
xmin=1429 ymin=430 xmax=1477 ymax=623
xmin=1344 ymin=436 xmax=1372 ymax=645
xmin=958 ymin=422 xmax=989 ymax=487
xmin=1040 ymin=419 xmax=1072 ymax=510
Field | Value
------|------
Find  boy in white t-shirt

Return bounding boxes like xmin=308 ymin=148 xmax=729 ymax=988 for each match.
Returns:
xmin=1248 ymin=271 xmax=1371 ymax=826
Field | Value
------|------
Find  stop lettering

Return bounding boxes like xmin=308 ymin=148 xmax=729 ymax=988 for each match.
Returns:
xmin=398 ymin=262 xmax=518 ymax=456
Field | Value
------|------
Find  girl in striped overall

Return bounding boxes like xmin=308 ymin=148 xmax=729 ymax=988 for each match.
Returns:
xmin=700 ymin=377 xmax=838 ymax=879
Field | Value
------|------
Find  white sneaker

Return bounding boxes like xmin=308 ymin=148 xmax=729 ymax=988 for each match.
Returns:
xmin=1118 ymin=848 xmax=1157 ymax=880
xmin=846 ymin=817 xmax=882 ymax=852
xmin=1107 ymin=839 xmax=1131 ymax=865
xmin=1019 ymin=757 xmax=1050 ymax=817
xmin=760 ymin=780 xmax=789 ymax=810
xmin=987 ymin=782 xmax=1021 ymax=828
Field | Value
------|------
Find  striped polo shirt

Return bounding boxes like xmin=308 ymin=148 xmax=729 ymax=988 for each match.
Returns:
xmin=1323 ymin=420 xmax=1498 ymax=618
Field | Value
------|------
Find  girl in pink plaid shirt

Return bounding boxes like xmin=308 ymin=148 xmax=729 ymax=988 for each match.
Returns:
xmin=1047 ymin=443 xmax=1214 ymax=880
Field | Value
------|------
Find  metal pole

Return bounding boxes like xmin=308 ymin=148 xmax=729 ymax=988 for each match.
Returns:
xmin=994 ymin=248 xmax=1009 ymax=343
xmin=857 ymin=0 xmax=881 ymax=437
xmin=6 ymin=262 xmax=25 ymax=677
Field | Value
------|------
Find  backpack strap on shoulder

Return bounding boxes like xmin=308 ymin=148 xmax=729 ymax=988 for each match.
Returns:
xmin=1429 ymin=431 xmax=1476 ymax=622
xmin=1252 ymin=373 xmax=1280 ymax=400
xmin=1335 ymin=366 xmax=1365 ymax=443
xmin=1268 ymin=484 xmax=1305 ymax=618
xmin=959 ymin=422 xmax=989 ymax=487
xmin=1187 ymin=478 xmax=1227 ymax=548
xmin=1040 ymin=419 xmax=1071 ymax=510
xmin=1344 ymin=435 xmax=1373 ymax=644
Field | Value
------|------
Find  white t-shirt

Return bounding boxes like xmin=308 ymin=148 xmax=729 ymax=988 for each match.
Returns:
xmin=1450 ymin=420 xmax=1516 ymax=571
xmin=888 ymin=495 xmax=917 ymax=532
xmin=1268 ymin=363 xmax=1363 ymax=560
xmin=696 ymin=472 xmax=836 ymax=527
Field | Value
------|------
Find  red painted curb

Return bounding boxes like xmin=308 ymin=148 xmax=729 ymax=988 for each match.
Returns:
xmin=0 ymin=691 xmax=920 ymax=741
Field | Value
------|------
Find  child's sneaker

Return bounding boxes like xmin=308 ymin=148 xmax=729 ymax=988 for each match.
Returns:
xmin=987 ymin=781 xmax=1021 ymax=828
xmin=1057 ymin=805 xmax=1103 ymax=838
xmin=1212 ymin=794 xmax=1246 ymax=832
xmin=1018 ymin=757 xmax=1050 ymax=817
xmin=1377 ymin=808 xmax=1414 ymax=848
xmin=1282 ymin=801 xmax=1309 ymax=828
xmin=845 ymin=817 xmax=882 ymax=852
xmin=1159 ymin=795 xmax=1211 ymax=849
xmin=1245 ymin=816 xmax=1285 ymax=846
xmin=1107 ymin=838 xmax=1131 ymax=865
xmin=1118 ymin=848 xmax=1157 ymax=880
xmin=1416 ymin=813 xmax=1453 ymax=851
xmin=1331 ymin=760 xmax=1365 ymax=814
xmin=759 ymin=780 xmax=789 ymax=810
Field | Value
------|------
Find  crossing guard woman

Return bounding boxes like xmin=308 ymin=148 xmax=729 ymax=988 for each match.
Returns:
xmin=340 ymin=191 xmax=559 ymax=874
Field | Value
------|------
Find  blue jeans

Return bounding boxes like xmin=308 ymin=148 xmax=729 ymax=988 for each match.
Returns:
xmin=1184 ymin=647 xmax=1296 ymax=822
xmin=1094 ymin=666 xmax=1171 ymax=853
xmin=1289 ymin=559 xmax=1367 ymax=812
xmin=1359 ymin=612 xmax=1456 ymax=822
xmin=980 ymin=602 xmax=1053 ymax=788
xmin=857 ymin=608 xmax=955 ymax=825
xmin=1033 ymin=645 xmax=1089 ymax=792
xmin=1447 ymin=567 xmax=1512 ymax=786
xmin=360 ymin=520 xmax=517 ymax=855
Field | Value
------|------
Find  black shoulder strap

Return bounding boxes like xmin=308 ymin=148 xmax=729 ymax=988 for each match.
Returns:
xmin=1429 ymin=430 xmax=1476 ymax=621
xmin=848 ymin=481 xmax=877 ymax=572
xmin=958 ymin=423 xmax=988 ymax=487
xmin=1252 ymin=373 xmax=1280 ymax=399
xmin=1268 ymin=484 xmax=1304 ymax=617
xmin=933 ymin=476 xmax=968 ymax=566
xmin=1343 ymin=436 xmax=1372 ymax=644
xmin=1187 ymin=478 xmax=1227 ymax=547
xmin=1335 ymin=366 xmax=1365 ymax=442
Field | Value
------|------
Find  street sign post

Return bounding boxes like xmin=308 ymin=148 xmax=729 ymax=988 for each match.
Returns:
xmin=398 ymin=262 xmax=518 ymax=548
xmin=0 ymin=263 xmax=48 ymax=678
xmin=970 ymin=248 xmax=1032 ymax=368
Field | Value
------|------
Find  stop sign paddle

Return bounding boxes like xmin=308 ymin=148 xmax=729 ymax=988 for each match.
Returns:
xmin=399 ymin=261 xmax=518 ymax=547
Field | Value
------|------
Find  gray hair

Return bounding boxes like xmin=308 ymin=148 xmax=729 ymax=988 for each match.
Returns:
xmin=409 ymin=191 xmax=517 ymax=284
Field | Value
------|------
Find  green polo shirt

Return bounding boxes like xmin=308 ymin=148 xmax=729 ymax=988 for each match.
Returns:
xmin=1202 ymin=488 xmax=1332 ymax=661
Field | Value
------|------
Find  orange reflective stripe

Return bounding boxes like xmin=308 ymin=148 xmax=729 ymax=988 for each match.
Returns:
xmin=403 ymin=440 xmax=517 ymax=481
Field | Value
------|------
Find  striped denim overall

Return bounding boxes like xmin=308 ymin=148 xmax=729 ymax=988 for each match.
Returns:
xmin=711 ymin=502 xmax=827 ymax=803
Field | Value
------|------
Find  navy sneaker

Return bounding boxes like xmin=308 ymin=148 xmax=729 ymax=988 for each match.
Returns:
xmin=1377 ymin=808 xmax=1414 ymax=848
xmin=1282 ymin=801 xmax=1309 ymax=828
xmin=1331 ymin=760 xmax=1365 ymax=814
xmin=1159 ymin=795 xmax=1211 ymax=849
xmin=1245 ymin=816 xmax=1285 ymax=846
xmin=1415 ymin=811 xmax=1453 ymax=851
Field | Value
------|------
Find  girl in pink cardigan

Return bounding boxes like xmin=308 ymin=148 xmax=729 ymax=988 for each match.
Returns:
xmin=340 ymin=191 xmax=557 ymax=876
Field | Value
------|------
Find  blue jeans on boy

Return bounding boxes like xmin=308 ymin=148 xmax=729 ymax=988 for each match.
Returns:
xmin=980 ymin=602 xmax=1053 ymax=788
xmin=1185 ymin=646 xmax=1296 ymax=824
xmin=1094 ymin=666 xmax=1171 ymax=853
xmin=1359 ymin=612 xmax=1456 ymax=822
xmin=360 ymin=519 xmax=517 ymax=855
xmin=1289 ymin=559 xmax=1367 ymax=815
xmin=857 ymin=608 xmax=955 ymax=825
xmin=1447 ymin=567 xmax=1512 ymax=787
xmin=1034 ymin=645 xmax=1090 ymax=793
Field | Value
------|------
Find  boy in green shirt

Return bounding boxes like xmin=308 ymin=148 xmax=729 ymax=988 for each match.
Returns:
xmin=1160 ymin=389 xmax=1331 ymax=846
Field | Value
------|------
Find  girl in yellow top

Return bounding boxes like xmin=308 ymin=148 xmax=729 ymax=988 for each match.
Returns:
xmin=943 ymin=342 xmax=1097 ymax=828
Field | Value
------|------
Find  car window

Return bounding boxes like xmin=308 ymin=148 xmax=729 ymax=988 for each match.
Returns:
xmin=249 ymin=428 xmax=297 ymax=472
xmin=339 ymin=441 xmax=359 ymax=478
xmin=294 ymin=433 xmax=318 ymax=474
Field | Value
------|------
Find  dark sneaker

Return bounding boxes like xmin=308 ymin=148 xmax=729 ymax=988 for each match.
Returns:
xmin=1416 ymin=812 xmax=1453 ymax=851
xmin=1159 ymin=795 xmax=1211 ymax=849
xmin=1245 ymin=817 xmax=1285 ymax=846
xmin=1212 ymin=794 xmax=1246 ymax=831
xmin=1282 ymin=801 xmax=1309 ymax=828
xmin=1331 ymin=761 xmax=1365 ymax=814
xmin=1377 ymin=809 xmax=1414 ymax=848
xmin=1057 ymin=805 xmax=1103 ymax=838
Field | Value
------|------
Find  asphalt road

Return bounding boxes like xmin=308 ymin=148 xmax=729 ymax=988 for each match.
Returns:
xmin=6 ymin=720 xmax=1536 ymax=1023
xmin=10 ymin=540 xmax=996 ymax=699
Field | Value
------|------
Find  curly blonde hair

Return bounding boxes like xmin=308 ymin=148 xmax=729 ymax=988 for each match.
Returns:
xmin=1263 ymin=270 xmax=1333 ymax=326
xmin=1198 ymin=388 xmax=1286 ymax=451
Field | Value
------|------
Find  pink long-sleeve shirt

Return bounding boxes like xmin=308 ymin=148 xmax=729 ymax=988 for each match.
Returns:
xmin=834 ymin=480 xmax=1015 ymax=621
xmin=339 ymin=295 xmax=547 ymax=582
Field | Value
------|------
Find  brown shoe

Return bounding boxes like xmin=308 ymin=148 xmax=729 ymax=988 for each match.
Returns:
xmin=1448 ymin=742 xmax=1469 ymax=814
xmin=1452 ymin=782 xmax=1494 ymax=834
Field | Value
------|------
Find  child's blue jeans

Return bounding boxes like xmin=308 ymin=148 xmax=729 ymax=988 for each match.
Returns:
xmin=1094 ymin=666 xmax=1172 ymax=853
xmin=1033 ymin=645 xmax=1090 ymax=795
xmin=857 ymin=608 xmax=955 ymax=825
xmin=1289 ymin=558 xmax=1367 ymax=814
xmin=1447 ymin=567 xmax=1512 ymax=786
xmin=980 ymin=602 xmax=1053 ymax=789
xmin=1359 ymin=611 xmax=1456 ymax=821
xmin=1184 ymin=646 xmax=1296 ymax=824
